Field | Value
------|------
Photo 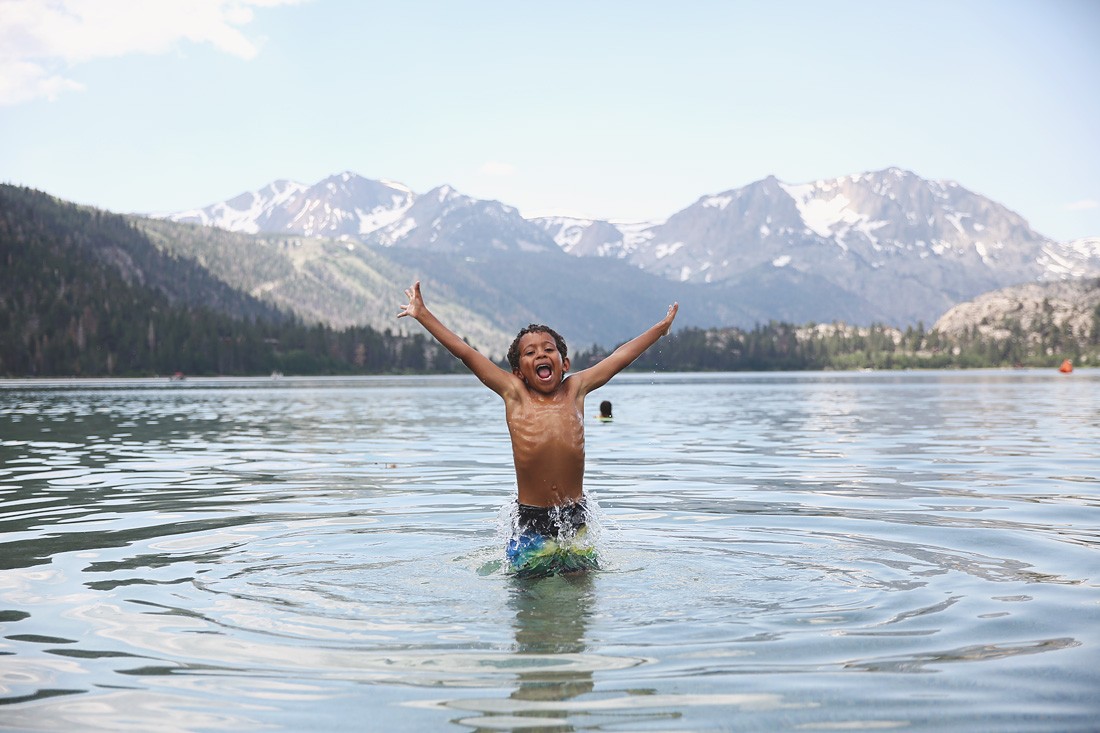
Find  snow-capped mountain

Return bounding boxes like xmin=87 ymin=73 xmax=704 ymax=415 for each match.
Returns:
xmin=532 ymin=216 xmax=655 ymax=258
xmin=628 ymin=169 xmax=1051 ymax=286
xmin=162 ymin=171 xmax=413 ymax=240
xmin=1038 ymin=237 xmax=1100 ymax=278
xmin=372 ymin=184 xmax=558 ymax=254
xmin=539 ymin=169 xmax=1099 ymax=324
xmin=161 ymin=172 xmax=557 ymax=255
xmin=157 ymin=168 xmax=1100 ymax=326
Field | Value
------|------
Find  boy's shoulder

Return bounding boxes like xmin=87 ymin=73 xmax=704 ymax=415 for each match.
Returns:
xmin=509 ymin=373 xmax=583 ymax=403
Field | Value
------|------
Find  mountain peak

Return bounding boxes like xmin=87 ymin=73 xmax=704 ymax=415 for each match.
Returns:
xmin=153 ymin=168 xmax=1099 ymax=326
xmin=431 ymin=184 xmax=460 ymax=202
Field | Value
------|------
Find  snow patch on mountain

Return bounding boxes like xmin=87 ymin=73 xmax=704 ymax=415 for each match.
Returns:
xmin=163 ymin=179 xmax=308 ymax=233
xmin=1039 ymin=237 xmax=1100 ymax=278
xmin=357 ymin=196 xmax=411 ymax=235
xmin=532 ymin=216 xmax=656 ymax=259
xmin=537 ymin=217 xmax=598 ymax=253
xmin=655 ymin=241 xmax=685 ymax=260
xmin=703 ymin=194 xmax=733 ymax=210
xmin=617 ymin=221 xmax=657 ymax=254
xmin=778 ymin=181 xmax=891 ymax=248
xmin=780 ymin=183 xmax=857 ymax=237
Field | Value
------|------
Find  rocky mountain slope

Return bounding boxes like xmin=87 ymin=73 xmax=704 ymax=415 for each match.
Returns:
xmin=164 ymin=174 xmax=415 ymax=240
xmin=538 ymin=170 xmax=1100 ymax=325
xmin=157 ymin=169 xmax=1100 ymax=329
xmin=933 ymin=277 xmax=1100 ymax=347
xmin=135 ymin=216 xmax=786 ymax=358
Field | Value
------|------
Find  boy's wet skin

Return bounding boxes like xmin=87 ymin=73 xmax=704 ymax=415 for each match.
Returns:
xmin=507 ymin=331 xmax=586 ymax=507
xmin=398 ymin=280 xmax=677 ymax=510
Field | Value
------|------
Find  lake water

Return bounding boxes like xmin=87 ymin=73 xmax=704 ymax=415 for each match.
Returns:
xmin=1 ymin=370 xmax=1098 ymax=732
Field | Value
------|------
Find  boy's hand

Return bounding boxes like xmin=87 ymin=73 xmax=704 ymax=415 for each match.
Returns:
xmin=659 ymin=302 xmax=679 ymax=336
xmin=398 ymin=281 xmax=425 ymax=320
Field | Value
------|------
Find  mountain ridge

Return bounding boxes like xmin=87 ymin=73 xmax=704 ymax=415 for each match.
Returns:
xmin=154 ymin=168 xmax=1100 ymax=330
xmin=144 ymin=168 xmax=1100 ymax=343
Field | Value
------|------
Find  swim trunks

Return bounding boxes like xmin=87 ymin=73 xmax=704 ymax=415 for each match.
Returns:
xmin=506 ymin=500 xmax=599 ymax=579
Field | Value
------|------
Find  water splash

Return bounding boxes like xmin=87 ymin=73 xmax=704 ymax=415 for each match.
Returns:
xmin=487 ymin=493 xmax=610 ymax=577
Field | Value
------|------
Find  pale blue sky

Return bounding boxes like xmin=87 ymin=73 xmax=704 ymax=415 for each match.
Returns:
xmin=2 ymin=0 xmax=1098 ymax=241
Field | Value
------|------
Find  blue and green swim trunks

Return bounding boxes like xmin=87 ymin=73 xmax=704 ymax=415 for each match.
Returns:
xmin=506 ymin=500 xmax=600 ymax=579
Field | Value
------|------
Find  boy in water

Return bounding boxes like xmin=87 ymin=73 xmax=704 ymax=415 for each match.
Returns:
xmin=398 ymin=281 xmax=678 ymax=577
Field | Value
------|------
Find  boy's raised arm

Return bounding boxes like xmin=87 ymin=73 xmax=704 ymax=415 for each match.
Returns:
xmin=574 ymin=303 xmax=678 ymax=394
xmin=398 ymin=281 xmax=516 ymax=396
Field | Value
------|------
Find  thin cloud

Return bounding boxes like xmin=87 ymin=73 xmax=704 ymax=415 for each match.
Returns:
xmin=1063 ymin=199 xmax=1099 ymax=211
xmin=0 ymin=0 xmax=303 ymax=106
xmin=0 ymin=58 xmax=83 ymax=104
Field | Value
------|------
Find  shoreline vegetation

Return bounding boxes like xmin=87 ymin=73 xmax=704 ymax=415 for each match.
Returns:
xmin=3 ymin=317 xmax=1095 ymax=379
xmin=3 ymin=185 xmax=1097 ymax=378
xmin=587 ymin=319 xmax=1099 ymax=373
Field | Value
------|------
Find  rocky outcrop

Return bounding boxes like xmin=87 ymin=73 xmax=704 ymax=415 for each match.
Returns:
xmin=933 ymin=278 xmax=1100 ymax=346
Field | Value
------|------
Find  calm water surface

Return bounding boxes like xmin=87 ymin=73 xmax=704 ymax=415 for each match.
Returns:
xmin=1 ymin=370 xmax=1098 ymax=732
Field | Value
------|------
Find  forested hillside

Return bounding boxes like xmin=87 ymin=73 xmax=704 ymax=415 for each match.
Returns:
xmin=581 ymin=299 xmax=1100 ymax=372
xmin=0 ymin=185 xmax=455 ymax=377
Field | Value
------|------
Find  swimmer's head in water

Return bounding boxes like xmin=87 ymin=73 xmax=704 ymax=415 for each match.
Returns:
xmin=507 ymin=324 xmax=567 ymax=371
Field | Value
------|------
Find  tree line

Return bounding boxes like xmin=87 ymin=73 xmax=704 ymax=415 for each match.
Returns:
xmin=576 ymin=314 xmax=1099 ymax=373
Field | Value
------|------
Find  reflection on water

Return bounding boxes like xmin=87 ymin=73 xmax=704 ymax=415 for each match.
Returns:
xmin=444 ymin=576 xmax=599 ymax=731
xmin=1 ymin=371 xmax=1099 ymax=731
xmin=501 ymin=576 xmax=597 ymax=729
xmin=425 ymin=574 xmax=807 ymax=731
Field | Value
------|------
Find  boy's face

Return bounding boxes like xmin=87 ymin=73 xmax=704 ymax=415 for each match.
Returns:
xmin=513 ymin=331 xmax=570 ymax=393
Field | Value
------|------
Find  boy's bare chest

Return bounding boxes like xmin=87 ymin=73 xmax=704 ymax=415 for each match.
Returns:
xmin=505 ymin=396 xmax=584 ymax=444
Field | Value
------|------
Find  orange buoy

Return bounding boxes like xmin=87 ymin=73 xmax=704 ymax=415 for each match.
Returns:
xmin=1059 ymin=359 xmax=1073 ymax=373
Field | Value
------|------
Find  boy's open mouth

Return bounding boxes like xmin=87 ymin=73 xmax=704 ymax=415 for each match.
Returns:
xmin=536 ymin=364 xmax=553 ymax=380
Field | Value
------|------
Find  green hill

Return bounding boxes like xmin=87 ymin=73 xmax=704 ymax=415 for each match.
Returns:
xmin=0 ymin=185 xmax=448 ymax=377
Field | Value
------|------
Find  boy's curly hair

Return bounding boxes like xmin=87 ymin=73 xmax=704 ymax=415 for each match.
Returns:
xmin=507 ymin=324 xmax=568 ymax=371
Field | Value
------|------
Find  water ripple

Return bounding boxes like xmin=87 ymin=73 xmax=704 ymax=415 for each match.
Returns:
xmin=1 ymin=372 xmax=1098 ymax=731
